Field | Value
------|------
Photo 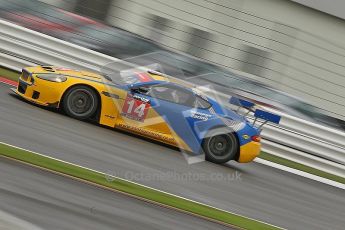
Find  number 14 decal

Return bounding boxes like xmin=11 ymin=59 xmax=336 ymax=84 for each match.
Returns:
xmin=121 ymin=95 xmax=150 ymax=122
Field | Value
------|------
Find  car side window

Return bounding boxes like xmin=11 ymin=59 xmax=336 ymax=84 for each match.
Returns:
xmin=148 ymin=85 xmax=183 ymax=104
xmin=148 ymin=85 xmax=211 ymax=109
xmin=194 ymin=96 xmax=212 ymax=109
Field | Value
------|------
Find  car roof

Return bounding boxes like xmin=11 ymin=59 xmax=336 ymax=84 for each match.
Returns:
xmin=123 ymin=70 xmax=196 ymax=92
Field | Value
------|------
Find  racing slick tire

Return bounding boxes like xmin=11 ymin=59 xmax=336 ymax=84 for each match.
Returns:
xmin=62 ymin=85 xmax=99 ymax=120
xmin=202 ymin=130 xmax=239 ymax=164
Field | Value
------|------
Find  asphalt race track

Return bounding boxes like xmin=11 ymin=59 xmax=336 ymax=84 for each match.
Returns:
xmin=1 ymin=83 xmax=344 ymax=229
xmin=0 ymin=158 xmax=231 ymax=230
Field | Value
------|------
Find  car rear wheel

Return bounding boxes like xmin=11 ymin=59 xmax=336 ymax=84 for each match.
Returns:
xmin=62 ymin=85 xmax=98 ymax=120
xmin=202 ymin=131 xmax=238 ymax=164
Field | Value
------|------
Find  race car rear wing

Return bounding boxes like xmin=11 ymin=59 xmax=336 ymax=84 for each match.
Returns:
xmin=229 ymin=96 xmax=255 ymax=114
xmin=229 ymin=96 xmax=281 ymax=130
xmin=253 ymin=109 xmax=281 ymax=130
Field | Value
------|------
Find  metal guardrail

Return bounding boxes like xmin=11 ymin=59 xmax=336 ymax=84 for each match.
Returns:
xmin=0 ymin=19 xmax=344 ymax=177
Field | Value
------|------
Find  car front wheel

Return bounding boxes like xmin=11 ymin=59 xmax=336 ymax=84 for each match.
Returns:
xmin=62 ymin=85 xmax=99 ymax=120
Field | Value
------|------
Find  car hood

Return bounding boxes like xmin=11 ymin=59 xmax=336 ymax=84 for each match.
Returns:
xmin=25 ymin=66 xmax=106 ymax=81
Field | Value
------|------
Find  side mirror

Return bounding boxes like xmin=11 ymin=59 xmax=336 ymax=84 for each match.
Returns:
xmin=129 ymin=86 xmax=136 ymax=93
xmin=130 ymin=86 xmax=150 ymax=95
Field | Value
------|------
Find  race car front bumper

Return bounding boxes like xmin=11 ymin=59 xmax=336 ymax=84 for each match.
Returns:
xmin=14 ymin=76 xmax=62 ymax=108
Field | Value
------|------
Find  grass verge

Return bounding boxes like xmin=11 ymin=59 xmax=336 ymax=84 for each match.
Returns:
xmin=260 ymin=152 xmax=345 ymax=184
xmin=0 ymin=143 xmax=281 ymax=230
xmin=0 ymin=66 xmax=20 ymax=81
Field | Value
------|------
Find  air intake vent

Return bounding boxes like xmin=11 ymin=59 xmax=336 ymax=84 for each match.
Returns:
xmin=32 ymin=91 xmax=40 ymax=99
xmin=41 ymin=66 xmax=55 ymax=72
xmin=18 ymin=82 xmax=27 ymax=94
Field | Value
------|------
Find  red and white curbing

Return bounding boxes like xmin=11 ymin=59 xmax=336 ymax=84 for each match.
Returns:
xmin=0 ymin=77 xmax=18 ymax=87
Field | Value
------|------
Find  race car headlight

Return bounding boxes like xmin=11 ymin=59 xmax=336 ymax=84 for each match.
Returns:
xmin=36 ymin=74 xmax=67 ymax=82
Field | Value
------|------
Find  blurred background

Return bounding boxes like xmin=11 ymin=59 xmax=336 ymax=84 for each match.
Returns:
xmin=1 ymin=0 xmax=345 ymax=130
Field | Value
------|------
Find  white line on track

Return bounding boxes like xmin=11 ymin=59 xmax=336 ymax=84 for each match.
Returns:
xmin=0 ymin=141 xmax=284 ymax=229
xmin=255 ymin=158 xmax=345 ymax=190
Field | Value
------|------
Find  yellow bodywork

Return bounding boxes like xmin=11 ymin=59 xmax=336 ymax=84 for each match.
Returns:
xmin=238 ymin=141 xmax=261 ymax=163
xmin=16 ymin=66 xmax=191 ymax=150
xmin=15 ymin=66 xmax=260 ymax=163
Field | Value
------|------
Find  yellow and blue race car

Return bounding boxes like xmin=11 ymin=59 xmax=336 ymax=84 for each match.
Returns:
xmin=13 ymin=66 xmax=280 ymax=164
